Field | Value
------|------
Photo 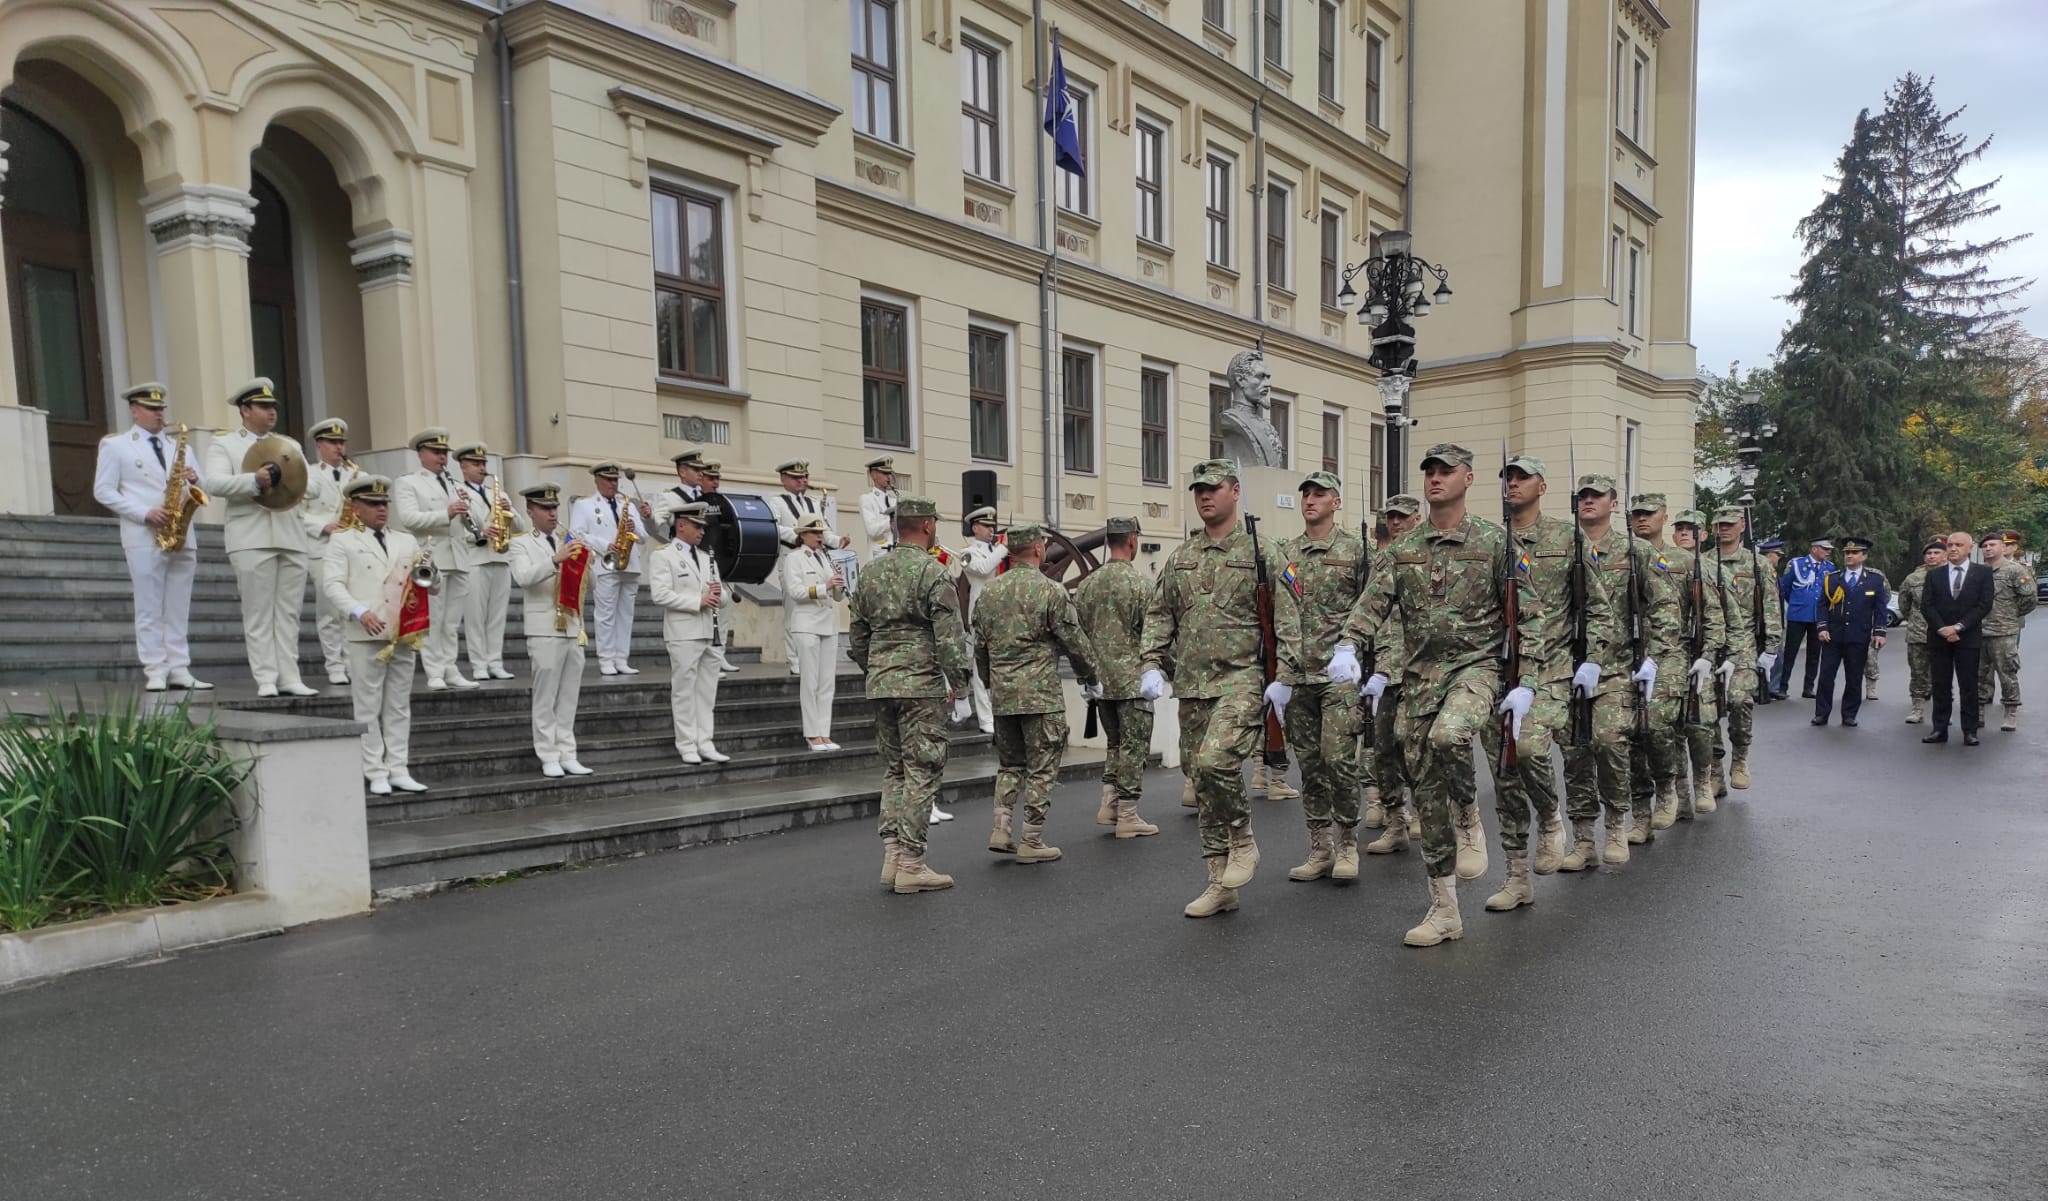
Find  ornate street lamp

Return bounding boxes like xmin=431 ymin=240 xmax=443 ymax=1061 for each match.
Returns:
xmin=1730 ymin=387 xmax=1776 ymax=512
xmin=1336 ymin=229 xmax=1452 ymax=496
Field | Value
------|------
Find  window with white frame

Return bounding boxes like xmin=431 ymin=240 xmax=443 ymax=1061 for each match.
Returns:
xmin=1627 ymin=241 xmax=1643 ymax=335
xmin=1613 ymin=34 xmax=1627 ymax=132
xmin=1318 ymin=1 xmax=1340 ymax=103
xmin=1366 ymin=30 xmax=1386 ymax=128
xmin=1205 ymin=153 xmax=1233 ymax=268
xmin=1270 ymin=394 xmax=1292 ymax=467
xmin=1321 ymin=408 xmax=1342 ymax=475
xmin=1204 ymin=0 xmax=1227 ymax=31
xmin=961 ymin=37 xmax=1001 ymax=183
xmin=1141 ymin=365 xmax=1171 ymax=485
xmin=1631 ymin=50 xmax=1649 ymax=144
xmin=1266 ymin=180 xmax=1290 ymax=290
xmin=1368 ymin=419 xmax=1387 ymax=510
xmin=1057 ymin=87 xmax=1092 ymax=215
xmin=1622 ymin=419 xmax=1641 ymax=491
xmin=851 ymin=0 xmax=900 ymax=143
xmin=968 ymin=323 xmax=1009 ymax=462
xmin=1609 ymin=228 xmax=1623 ymax=305
xmin=1209 ymin=381 xmax=1229 ymax=458
xmin=1135 ymin=116 xmax=1167 ymax=245
xmin=1319 ymin=207 xmax=1343 ymax=309
xmin=1262 ymin=0 xmax=1285 ymax=69
xmin=861 ymin=297 xmax=912 ymax=447
xmin=652 ymin=183 xmax=727 ymax=384
xmin=1061 ymin=347 xmax=1096 ymax=474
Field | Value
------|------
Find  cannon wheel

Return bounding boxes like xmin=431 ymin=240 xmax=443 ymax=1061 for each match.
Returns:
xmin=1040 ymin=526 xmax=1107 ymax=594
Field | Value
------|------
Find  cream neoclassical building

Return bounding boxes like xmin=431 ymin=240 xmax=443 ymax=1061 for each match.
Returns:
xmin=0 ymin=0 xmax=1699 ymax=543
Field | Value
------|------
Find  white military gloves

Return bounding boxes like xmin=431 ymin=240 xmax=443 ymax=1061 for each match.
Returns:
xmin=1632 ymin=659 xmax=1658 ymax=699
xmin=1689 ymin=657 xmax=1714 ymax=690
xmin=1263 ymin=681 xmax=1293 ymax=720
xmin=1138 ymin=668 xmax=1170 ymax=701
xmin=1325 ymin=644 xmax=1362 ymax=686
xmin=1081 ymin=682 xmax=1103 ymax=701
xmin=1572 ymin=661 xmax=1602 ymax=697
xmin=1756 ymin=651 xmax=1778 ymax=674
xmin=1497 ymin=685 xmax=1535 ymax=741
xmin=1361 ymin=672 xmax=1390 ymax=715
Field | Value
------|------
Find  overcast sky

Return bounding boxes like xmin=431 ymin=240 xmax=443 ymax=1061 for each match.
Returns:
xmin=1692 ymin=0 xmax=2048 ymax=375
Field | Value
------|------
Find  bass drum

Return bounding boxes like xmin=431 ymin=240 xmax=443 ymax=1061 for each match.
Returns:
xmin=702 ymin=491 xmax=781 ymax=584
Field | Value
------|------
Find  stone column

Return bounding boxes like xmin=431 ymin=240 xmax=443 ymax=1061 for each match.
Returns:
xmin=350 ymin=228 xmax=423 ymax=455
xmin=145 ymin=183 xmax=258 ymax=409
xmin=0 ymin=137 xmax=58 ymax=516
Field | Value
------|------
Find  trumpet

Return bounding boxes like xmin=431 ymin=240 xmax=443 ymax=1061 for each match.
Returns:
xmin=409 ymin=553 xmax=440 ymax=589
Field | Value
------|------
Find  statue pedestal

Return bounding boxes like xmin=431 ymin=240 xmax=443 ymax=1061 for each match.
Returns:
xmin=1237 ymin=466 xmax=1307 ymax=544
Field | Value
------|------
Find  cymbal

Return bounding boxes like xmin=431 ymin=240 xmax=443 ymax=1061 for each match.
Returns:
xmin=242 ymin=433 xmax=308 ymax=510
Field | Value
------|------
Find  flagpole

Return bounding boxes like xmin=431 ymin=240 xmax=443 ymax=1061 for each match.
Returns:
xmin=1035 ymin=13 xmax=1060 ymax=525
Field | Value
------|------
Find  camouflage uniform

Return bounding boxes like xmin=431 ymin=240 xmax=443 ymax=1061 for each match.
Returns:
xmin=847 ymin=505 xmax=972 ymax=857
xmin=1620 ymin=502 xmax=1690 ymax=835
xmin=1978 ymin=560 xmax=2036 ymax=713
xmin=1279 ymin=505 xmax=1369 ymax=835
xmin=1342 ymin=509 xmax=1508 ymax=881
xmin=972 ymin=533 xmax=1097 ymax=830
xmin=1564 ymin=511 xmax=1659 ymax=829
xmin=1075 ymin=552 xmax=1154 ymax=804
xmin=1709 ymin=517 xmax=1784 ymax=767
xmin=1897 ymin=564 xmax=1933 ymax=702
xmin=1139 ymin=506 xmax=1303 ymax=861
xmin=1668 ymin=511 xmax=1731 ymax=809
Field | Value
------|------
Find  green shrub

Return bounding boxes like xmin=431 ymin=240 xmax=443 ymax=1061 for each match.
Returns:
xmin=0 ymin=696 xmax=249 ymax=931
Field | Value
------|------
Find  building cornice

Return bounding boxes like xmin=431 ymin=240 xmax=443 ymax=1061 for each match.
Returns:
xmin=1612 ymin=179 xmax=1662 ymax=225
xmin=1417 ymin=335 xmax=1703 ymax=400
xmin=500 ymin=0 xmax=840 ymax=146
xmin=817 ymin=178 xmax=1378 ymax=381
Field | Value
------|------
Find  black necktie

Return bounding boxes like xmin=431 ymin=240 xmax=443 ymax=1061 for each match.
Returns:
xmin=547 ymin=532 xmax=556 ymax=550
xmin=607 ymin=495 xmax=618 ymax=521
xmin=149 ymin=435 xmax=165 ymax=469
xmin=332 ymin=467 xmax=342 ymax=482
xmin=437 ymin=473 xmax=449 ymax=494
xmin=374 ymin=530 xmax=387 ymax=551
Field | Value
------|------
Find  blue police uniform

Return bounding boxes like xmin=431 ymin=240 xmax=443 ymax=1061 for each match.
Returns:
xmin=1776 ymin=547 xmax=1831 ymax=697
xmin=1813 ymin=558 xmax=1889 ymax=725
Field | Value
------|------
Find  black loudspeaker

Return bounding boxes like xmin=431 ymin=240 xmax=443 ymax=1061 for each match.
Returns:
xmin=702 ymin=491 xmax=781 ymax=584
xmin=961 ymin=469 xmax=998 ymax=534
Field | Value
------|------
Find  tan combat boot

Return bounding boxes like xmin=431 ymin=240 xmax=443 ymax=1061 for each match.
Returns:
xmin=1694 ymin=773 xmax=1718 ymax=815
xmin=1532 ymin=814 xmax=1566 ymax=875
xmin=1905 ymin=701 xmax=1925 ymax=725
xmin=1485 ymin=853 xmax=1534 ymax=912
xmin=1252 ymin=762 xmax=1300 ymax=802
xmin=892 ymin=849 xmax=954 ymax=894
xmin=1096 ymin=783 xmax=1117 ymax=826
xmin=1406 ymin=805 xmax=1422 ymax=838
xmin=1454 ymin=804 xmax=1489 ymax=881
xmin=1711 ymin=761 xmax=1729 ymax=799
xmin=1181 ymin=774 xmax=1198 ymax=809
xmin=988 ymin=805 xmax=1016 ymax=854
xmin=1866 ymin=678 xmax=1879 ymax=701
xmin=1557 ymin=820 xmax=1600 ymax=872
xmin=1602 ymin=812 xmax=1631 ymax=866
xmin=1627 ymin=806 xmax=1651 ymax=845
xmin=1288 ymin=826 xmax=1334 ymax=881
xmin=1183 ymin=856 xmax=1240 ymax=918
xmin=1652 ymin=781 xmax=1680 ymax=830
xmin=1219 ymin=826 xmax=1261 ymax=888
xmin=1402 ymin=876 xmax=1464 ymax=947
xmin=2003 ymin=704 xmax=2019 ymax=732
xmin=880 ymin=837 xmax=899 ymax=888
xmin=1016 ymin=823 xmax=1062 ymax=864
xmin=1729 ymin=753 xmax=1752 ymax=790
xmin=1362 ymin=786 xmax=1386 ymax=829
xmin=1366 ymin=814 xmax=1410 ymax=854
xmin=1330 ymin=826 xmax=1361 ymax=881
xmin=1114 ymin=797 xmax=1160 ymax=838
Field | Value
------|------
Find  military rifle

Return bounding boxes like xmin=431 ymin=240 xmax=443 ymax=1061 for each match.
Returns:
xmin=1743 ymin=502 xmax=1770 ymax=699
xmin=1624 ymin=462 xmax=1651 ymax=742
xmin=1567 ymin=442 xmax=1594 ymax=748
xmin=1682 ymin=530 xmax=1706 ymax=728
xmin=1498 ymin=440 xmax=1521 ymax=773
xmin=1245 ymin=512 xmax=1289 ymax=770
xmin=1713 ymin=526 xmax=1734 ymax=721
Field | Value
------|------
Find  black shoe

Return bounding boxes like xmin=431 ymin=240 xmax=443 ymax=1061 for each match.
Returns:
xmin=1770 ymin=690 xmax=1790 ymax=701
xmin=1810 ymin=715 xmax=1828 ymax=726
xmin=1801 ymin=688 xmax=1817 ymax=699
xmin=1842 ymin=718 xmax=1858 ymax=728
xmin=1922 ymin=730 xmax=1949 ymax=744
xmin=1963 ymin=731 xmax=1981 ymax=746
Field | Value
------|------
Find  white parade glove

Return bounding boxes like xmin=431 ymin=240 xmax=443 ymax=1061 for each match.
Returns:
xmin=1081 ymin=682 xmax=1102 ymax=701
xmin=1716 ymin=658 xmax=1737 ymax=682
xmin=1497 ymin=685 xmax=1535 ymax=742
xmin=1361 ymin=672 xmax=1389 ymax=716
xmin=1263 ymin=681 xmax=1293 ymax=721
xmin=952 ymin=696 xmax=973 ymax=723
xmin=1689 ymin=657 xmax=1713 ymax=690
xmin=1572 ymin=661 xmax=1602 ymax=698
xmin=1756 ymin=651 xmax=1778 ymax=674
xmin=1138 ymin=668 xmax=1169 ymax=701
xmin=1633 ymin=659 xmax=1658 ymax=700
xmin=1325 ymin=643 xmax=1362 ymax=686
xmin=990 ymin=543 xmax=1009 ymax=563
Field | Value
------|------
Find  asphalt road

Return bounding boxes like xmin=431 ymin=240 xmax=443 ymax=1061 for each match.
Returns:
xmin=5 ymin=623 xmax=2045 ymax=1201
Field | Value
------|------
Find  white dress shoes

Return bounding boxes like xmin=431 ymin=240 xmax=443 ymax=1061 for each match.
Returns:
xmin=390 ymin=775 xmax=429 ymax=793
xmin=931 ymin=805 xmax=955 ymax=823
xmin=680 ymin=749 xmax=704 ymax=765
xmin=328 ymin=671 xmax=350 ymax=685
xmin=426 ymin=678 xmax=448 ymax=691
xmin=144 ymin=674 xmax=168 ymax=692
xmin=257 ymin=684 xmax=280 ymax=698
xmin=697 ymin=745 xmax=731 ymax=763
xmin=563 ymin=760 xmax=593 ymax=776
xmin=542 ymin=762 xmax=566 ymax=779
xmin=600 ymin=662 xmax=619 ymax=676
xmin=617 ymin=663 xmax=641 ymax=675
xmin=489 ymin=666 xmax=515 ymax=680
xmin=284 ymin=683 xmax=321 ymax=697
xmin=169 ymin=670 xmax=212 ymax=690
xmin=448 ymin=672 xmax=482 ymax=690
xmin=367 ymin=776 xmax=392 ymax=796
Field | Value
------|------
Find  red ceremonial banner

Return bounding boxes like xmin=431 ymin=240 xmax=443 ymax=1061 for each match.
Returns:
xmin=556 ymin=542 xmax=592 ymax=644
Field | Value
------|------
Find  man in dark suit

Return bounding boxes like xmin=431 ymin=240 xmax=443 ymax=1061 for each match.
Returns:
xmin=1921 ymin=531 xmax=1996 ymax=745
xmin=1813 ymin=536 xmax=1888 ymax=727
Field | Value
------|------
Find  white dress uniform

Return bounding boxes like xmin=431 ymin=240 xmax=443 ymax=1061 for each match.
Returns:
xmin=774 ymin=488 xmax=841 ymax=669
xmin=392 ymin=464 xmax=472 ymax=686
xmin=457 ymin=474 xmax=528 ymax=679
xmin=322 ymin=519 xmax=424 ymax=789
xmin=649 ymin=536 xmax=724 ymax=760
xmin=204 ymin=417 xmax=314 ymax=694
xmin=509 ymin=527 xmax=586 ymax=771
xmin=859 ymin=486 xmax=897 ymax=562
xmin=568 ymin=488 xmax=650 ymax=673
xmin=779 ymin=540 xmax=844 ymax=742
xmin=301 ymin=453 xmax=362 ymax=684
xmin=649 ymin=481 xmax=701 ymax=544
xmin=960 ymin=536 xmax=1007 ymax=733
xmin=92 ymin=422 xmax=197 ymax=685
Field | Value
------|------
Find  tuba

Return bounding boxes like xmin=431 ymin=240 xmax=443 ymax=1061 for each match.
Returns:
xmin=155 ymin=424 xmax=210 ymax=552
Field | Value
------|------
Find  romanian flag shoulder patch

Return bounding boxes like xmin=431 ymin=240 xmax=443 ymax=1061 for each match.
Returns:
xmin=1279 ymin=561 xmax=1302 ymax=596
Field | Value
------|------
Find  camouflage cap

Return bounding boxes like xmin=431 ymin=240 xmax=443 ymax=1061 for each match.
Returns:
xmin=1105 ymin=515 xmax=1142 ymax=536
xmin=1299 ymin=470 xmax=1342 ymax=493
xmin=1383 ymin=494 xmax=1422 ymax=518
xmin=1418 ymin=443 xmax=1474 ymax=470
xmin=1629 ymin=492 xmax=1667 ymax=514
xmin=1500 ymin=453 xmax=1547 ymax=478
xmin=895 ymin=495 xmax=939 ymax=519
xmin=1673 ymin=508 xmax=1706 ymax=528
xmin=1712 ymin=506 xmax=1745 ymax=525
xmin=1574 ymin=473 xmax=1617 ymax=497
xmin=964 ymin=505 xmax=998 ymax=527
xmin=1189 ymin=458 xmax=1239 ymax=488
xmin=1004 ymin=522 xmax=1046 ymax=548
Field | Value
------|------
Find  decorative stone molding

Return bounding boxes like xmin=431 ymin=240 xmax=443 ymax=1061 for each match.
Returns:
xmin=144 ymin=185 xmax=259 ymax=255
xmin=349 ymin=229 xmax=417 ymax=290
xmin=608 ymin=85 xmax=779 ymax=218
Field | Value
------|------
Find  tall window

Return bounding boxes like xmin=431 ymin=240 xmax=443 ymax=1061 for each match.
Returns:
xmin=1365 ymin=32 xmax=1385 ymax=127
xmin=1368 ymin=420 xmax=1387 ymax=510
xmin=1613 ymin=35 xmax=1627 ymax=131
xmin=1062 ymin=349 xmax=1095 ymax=474
xmin=653 ymin=185 xmax=726 ymax=384
xmin=851 ymin=0 xmax=899 ymax=142
xmin=1317 ymin=2 xmax=1340 ymax=102
xmin=961 ymin=38 xmax=1000 ymax=182
xmin=1609 ymin=228 xmax=1623 ymax=303
xmin=1270 ymin=395 xmax=1291 ymax=467
xmin=1631 ymin=50 xmax=1648 ymax=142
xmin=1135 ymin=118 xmax=1166 ymax=245
xmin=968 ymin=326 xmax=1008 ymax=462
xmin=1205 ymin=154 xmax=1233 ymax=267
xmin=1209 ymin=382 xmax=1230 ymax=458
xmin=1622 ymin=419 xmax=1641 ymax=490
xmin=861 ymin=299 xmax=911 ymax=447
xmin=1321 ymin=409 xmax=1342 ymax=475
xmin=1204 ymin=0 xmax=1227 ymax=29
xmin=1266 ymin=182 xmax=1290 ymax=290
xmin=1141 ymin=367 xmax=1171 ymax=484
xmin=1262 ymin=0 xmax=1284 ymax=68
xmin=1626 ymin=243 xmax=1642 ymax=335
xmin=1319 ymin=209 xmax=1342 ymax=309
xmin=1057 ymin=90 xmax=1092 ymax=215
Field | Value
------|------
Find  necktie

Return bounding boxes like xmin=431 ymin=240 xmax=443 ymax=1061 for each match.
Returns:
xmin=332 ymin=467 xmax=342 ymax=482
xmin=691 ymin=546 xmax=701 ymax=567
xmin=149 ymin=435 xmax=165 ymax=469
xmin=607 ymin=495 xmax=618 ymax=521
xmin=1952 ymin=567 xmax=1962 ymax=594
xmin=374 ymin=529 xmax=387 ymax=551
xmin=437 ymin=473 xmax=449 ymax=494
xmin=1849 ymin=571 xmax=1859 ymax=589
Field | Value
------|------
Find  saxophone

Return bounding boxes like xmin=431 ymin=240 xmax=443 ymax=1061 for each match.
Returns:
xmin=602 ymin=501 xmax=639 ymax=570
xmin=486 ymin=476 xmax=515 ymax=554
xmin=334 ymin=456 xmax=366 ymax=532
xmin=155 ymin=424 xmax=208 ymax=552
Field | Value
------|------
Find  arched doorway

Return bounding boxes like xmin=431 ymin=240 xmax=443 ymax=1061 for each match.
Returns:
xmin=2 ymin=100 xmax=108 ymax=515
xmin=247 ymin=172 xmax=303 ymax=439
